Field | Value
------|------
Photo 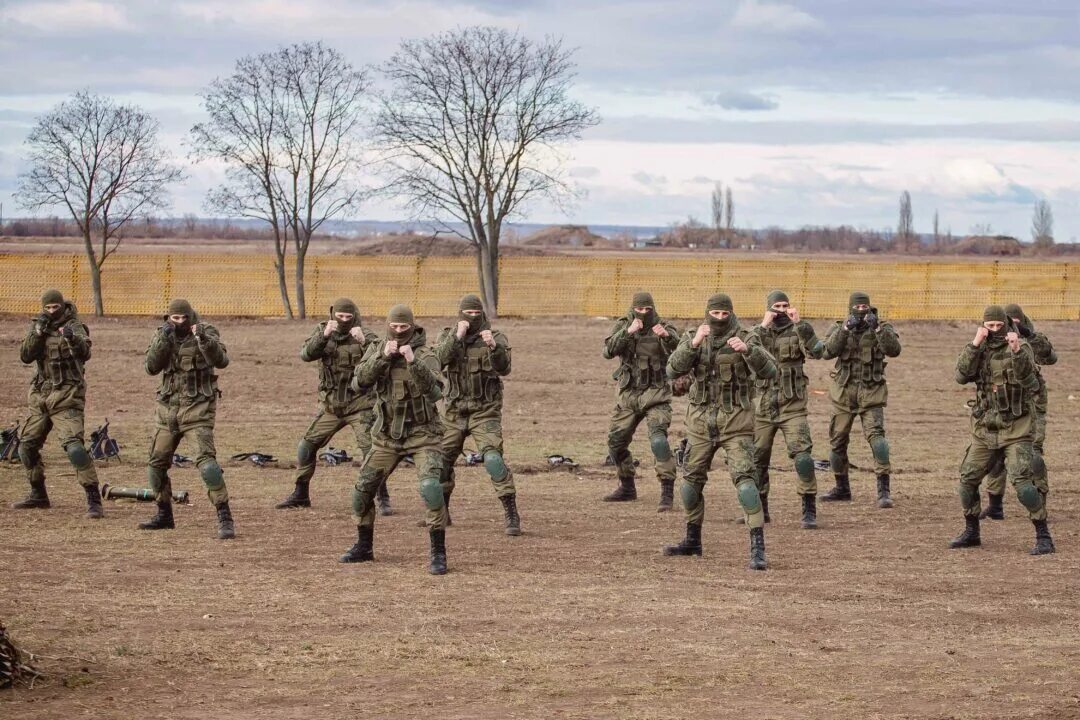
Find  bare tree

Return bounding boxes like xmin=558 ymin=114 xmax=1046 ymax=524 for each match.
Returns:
xmin=710 ymin=182 xmax=724 ymax=248
xmin=932 ymin=210 xmax=940 ymax=245
xmin=1032 ymin=199 xmax=1054 ymax=249
xmin=192 ymin=42 xmax=369 ymax=318
xmin=15 ymin=91 xmax=183 ymax=316
xmin=375 ymin=26 xmax=599 ymax=316
xmin=724 ymin=187 xmax=735 ymax=246
xmin=897 ymin=191 xmax=914 ymax=249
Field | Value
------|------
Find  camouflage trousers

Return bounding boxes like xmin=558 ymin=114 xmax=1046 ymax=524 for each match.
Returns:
xmin=984 ymin=408 xmax=1047 ymax=496
xmin=19 ymin=387 xmax=99 ymax=489
xmin=352 ymin=424 xmax=445 ymax=530
xmin=959 ymin=431 xmax=1045 ymax=521
xmin=148 ymin=401 xmax=228 ymax=506
xmin=440 ymin=403 xmax=515 ymax=499
xmin=607 ymin=391 xmax=676 ymax=485
xmin=295 ymin=407 xmax=375 ymax=485
xmin=829 ymin=390 xmax=891 ymax=475
xmin=754 ymin=414 xmax=817 ymax=497
xmin=680 ymin=429 xmax=764 ymax=529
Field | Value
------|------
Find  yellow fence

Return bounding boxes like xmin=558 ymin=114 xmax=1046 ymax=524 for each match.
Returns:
xmin=1 ymin=253 xmax=1078 ymax=320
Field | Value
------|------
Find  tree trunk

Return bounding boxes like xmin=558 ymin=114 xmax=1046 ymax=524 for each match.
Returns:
xmin=295 ymin=249 xmax=307 ymax=320
xmin=479 ymin=246 xmax=499 ymax=319
xmin=273 ymin=231 xmax=294 ymax=319
xmin=81 ymin=226 xmax=104 ymax=316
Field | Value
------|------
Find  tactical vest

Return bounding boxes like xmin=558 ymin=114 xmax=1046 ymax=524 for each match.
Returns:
xmin=160 ymin=338 xmax=219 ymax=403
xmin=688 ymin=337 xmax=753 ymax=412
xmin=320 ymin=335 xmax=367 ymax=407
xmin=833 ymin=329 xmax=886 ymax=387
xmin=617 ymin=332 xmax=667 ymax=391
xmin=36 ymin=329 xmax=86 ymax=389
xmin=972 ymin=345 xmax=1035 ymax=422
xmin=447 ymin=338 xmax=502 ymax=403
xmin=381 ymin=358 xmax=437 ymax=440
xmin=756 ymin=328 xmax=806 ymax=400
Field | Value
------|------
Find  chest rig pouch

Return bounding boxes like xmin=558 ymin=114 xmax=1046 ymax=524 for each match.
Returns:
xmin=758 ymin=331 xmax=805 ymax=400
xmin=448 ymin=339 xmax=500 ymax=402
xmin=165 ymin=339 xmax=217 ymax=402
xmin=689 ymin=339 xmax=752 ymax=413
xmin=974 ymin=348 xmax=1032 ymax=423
xmin=321 ymin=337 xmax=365 ymax=407
xmin=834 ymin=330 xmax=885 ymax=387
xmin=40 ymin=331 xmax=84 ymax=388
xmin=385 ymin=361 xmax=433 ymax=440
xmin=616 ymin=332 xmax=666 ymax=391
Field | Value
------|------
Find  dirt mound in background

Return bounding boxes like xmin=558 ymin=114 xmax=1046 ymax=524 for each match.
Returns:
xmin=345 ymin=234 xmax=549 ymax=257
xmin=521 ymin=224 xmax=621 ymax=248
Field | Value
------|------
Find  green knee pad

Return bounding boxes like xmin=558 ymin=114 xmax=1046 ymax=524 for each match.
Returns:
xmin=1015 ymin=482 xmax=1043 ymax=512
xmin=199 ymin=461 xmax=225 ymax=490
xmin=680 ymin=482 xmax=702 ymax=510
xmin=870 ymin=437 xmax=890 ymax=465
xmin=793 ymin=452 xmax=815 ymax=480
xmin=65 ymin=442 xmax=92 ymax=469
xmin=419 ymin=477 xmax=445 ymax=510
xmin=737 ymin=480 xmax=762 ymax=514
xmin=958 ymin=484 xmax=979 ymax=509
xmin=649 ymin=434 xmax=672 ymax=462
xmin=297 ymin=439 xmax=317 ymax=466
xmin=483 ymin=451 xmax=509 ymax=481
xmin=829 ymin=450 xmax=845 ymax=473
xmin=18 ymin=444 xmax=41 ymax=469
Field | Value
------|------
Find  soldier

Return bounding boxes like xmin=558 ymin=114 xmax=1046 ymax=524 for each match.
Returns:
xmin=820 ymin=291 xmax=901 ymax=507
xmin=138 ymin=299 xmax=235 ymax=539
xmin=601 ymin=291 xmax=680 ymax=511
xmin=12 ymin=289 xmax=103 ymax=518
xmin=276 ymin=298 xmax=392 ymax=514
xmin=979 ymin=302 xmax=1056 ymax=520
xmin=663 ymin=293 xmax=778 ymax=570
xmin=339 ymin=305 xmax=449 ymax=575
xmin=433 ymin=294 xmax=520 ymax=535
xmin=950 ymin=306 xmax=1054 ymax=554
xmin=749 ymin=290 xmax=825 ymax=529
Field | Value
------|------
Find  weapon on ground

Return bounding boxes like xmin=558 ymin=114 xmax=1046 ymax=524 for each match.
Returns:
xmin=101 ymin=484 xmax=189 ymax=504
xmin=231 ymin=452 xmax=277 ymax=467
xmin=0 ymin=422 xmax=20 ymax=463
xmin=89 ymin=419 xmax=121 ymax=462
xmin=320 ymin=447 xmax=351 ymax=466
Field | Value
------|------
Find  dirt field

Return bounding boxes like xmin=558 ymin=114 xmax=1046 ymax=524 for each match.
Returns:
xmin=2 ymin=314 xmax=1079 ymax=719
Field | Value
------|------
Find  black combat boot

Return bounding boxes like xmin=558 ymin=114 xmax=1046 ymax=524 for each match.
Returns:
xmin=12 ymin=479 xmax=50 ymax=509
xmin=603 ymin=476 xmax=637 ymax=502
xmin=84 ymin=483 xmax=104 ymax=519
xmin=376 ymin=481 xmax=393 ymax=516
xmin=339 ymin=526 xmax=375 ymax=563
xmin=139 ymin=500 xmax=175 ymax=530
xmin=748 ymin=526 xmax=768 ymax=570
xmin=500 ymin=494 xmax=521 ymax=536
xmin=1030 ymin=519 xmax=1055 ymax=555
xmin=876 ymin=474 xmax=894 ymax=508
xmin=657 ymin=479 xmax=674 ymax=512
xmin=663 ymin=523 xmax=703 ymax=556
xmin=276 ymin=481 xmax=311 ymax=509
xmin=800 ymin=493 xmax=817 ymax=529
xmin=979 ymin=493 xmax=1004 ymax=520
xmin=215 ymin=501 xmax=236 ymax=540
xmin=949 ymin=515 xmax=981 ymax=549
xmin=821 ymin=473 xmax=852 ymax=501
xmin=429 ymin=529 xmax=448 ymax=575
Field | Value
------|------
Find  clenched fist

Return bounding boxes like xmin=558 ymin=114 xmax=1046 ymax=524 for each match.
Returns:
xmin=1006 ymin=332 xmax=1020 ymax=353
xmin=324 ymin=320 xmax=339 ymax=337
xmin=627 ymin=318 xmax=644 ymax=335
xmin=788 ymin=308 xmax=801 ymax=323
xmin=692 ymin=324 xmax=710 ymax=348
xmin=384 ymin=340 xmax=399 ymax=357
xmin=973 ymin=326 xmax=989 ymax=347
xmin=349 ymin=327 xmax=365 ymax=341
xmin=761 ymin=311 xmax=776 ymax=328
xmin=400 ymin=344 xmax=415 ymax=363
xmin=456 ymin=320 xmax=470 ymax=339
xmin=651 ymin=324 xmax=669 ymax=338
xmin=727 ymin=336 xmax=748 ymax=353
xmin=480 ymin=329 xmax=495 ymax=348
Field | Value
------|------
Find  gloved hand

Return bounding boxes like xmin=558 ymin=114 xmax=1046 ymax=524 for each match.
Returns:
xmin=160 ymin=323 xmax=174 ymax=337
xmin=61 ymin=325 xmax=74 ymax=339
xmin=844 ymin=314 xmax=861 ymax=331
xmin=864 ymin=311 xmax=879 ymax=330
xmin=1015 ymin=323 xmax=1032 ymax=338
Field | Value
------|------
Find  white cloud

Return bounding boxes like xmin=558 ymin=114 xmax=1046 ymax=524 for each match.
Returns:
xmin=730 ymin=0 xmax=823 ymax=34
xmin=1 ymin=0 xmax=133 ymax=32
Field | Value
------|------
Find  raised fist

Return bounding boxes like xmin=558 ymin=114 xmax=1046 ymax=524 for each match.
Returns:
xmin=1015 ymin=323 xmax=1032 ymax=338
xmin=191 ymin=324 xmax=201 ymax=339
xmin=480 ymin=329 xmax=495 ymax=348
xmin=400 ymin=344 xmax=415 ymax=363
xmin=864 ymin=311 xmax=879 ymax=330
xmin=692 ymin=324 xmax=710 ymax=348
xmin=788 ymin=308 xmax=801 ymax=323
xmin=844 ymin=314 xmax=861 ymax=331
xmin=761 ymin=311 xmax=776 ymax=328
xmin=456 ymin=320 xmax=470 ymax=339
xmin=61 ymin=325 xmax=74 ymax=339
xmin=384 ymin=340 xmax=399 ymax=357
xmin=727 ymin=336 xmax=748 ymax=353
xmin=651 ymin=323 xmax=668 ymax=338
xmin=1006 ymin=331 xmax=1020 ymax=353
xmin=160 ymin=323 xmax=174 ymax=337
xmin=627 ymin=318 xmax=644 ymax=335
xmin=324 ymin=320 xmax=339 ymax=337
xmin=349 ymin=326 xmax=365 ymax=341
xmin=973 ymin=326 xmax=989 ymax=347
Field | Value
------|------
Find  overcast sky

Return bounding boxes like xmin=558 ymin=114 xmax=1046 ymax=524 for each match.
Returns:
xmin=1 ymin=0 xmax=1078 ymax=239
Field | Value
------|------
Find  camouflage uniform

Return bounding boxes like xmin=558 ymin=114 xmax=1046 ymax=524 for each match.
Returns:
xmin=276 ymin=299 xmax=389 ymax=511
xmin=341 ymin=305 xmax=449 ymax=575
xmin=749 ymin=290 xmax=825 ymax=529
xmin=663 ymin=294 xmax=778 ymax=570
xmin=13 ymin=289 xmax=103 ymax=518
xmin=821 ymin=291 xmax=902 ymax=507
xmin=139 ymin=299 xmax=235 ymax=539
xmin=433 ymin=294 xmax=520 ymax=535
xmin=980 ymin=303 xmax=1055 ymax=519
xmin=950 ymin=306 xmax=1054 ymax=555
xmin=602 ymin=291 xmax=680 ymax=510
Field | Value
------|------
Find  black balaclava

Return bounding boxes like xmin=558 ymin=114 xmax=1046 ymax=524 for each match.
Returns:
xmin=387 ymin=304 xmax=416 ymax=344
xmin=767 ymin=289 xmax=791 ymax=329
xmin=983 ymin=305 xmax=1008 ymax=347
xmin=849 ymin=291 xmax=871 ymax=317
xmin=458 ymin=294 xmax=489 ymax=337
xmin=167 ymin=298 xmax=194 ymax=338
xmin=706 ymin=293 xmax=735 ymax=337
xmin=631 ymin=291 xmax=658 ymax=328
xmin=331 ymin=297 xmax=360 ymax=333
xmin=1004 ymin=302 xmax=1033 ymax=336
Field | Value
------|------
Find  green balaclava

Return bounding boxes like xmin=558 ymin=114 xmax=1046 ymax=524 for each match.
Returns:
xmin=331 ymin=297 xmax=360 ymax=332
xmin=387 ymin=304 xmax=416 ymax=343
xmin=40 ymin=289 xmax=65 ymax=322
xmin=630 ymin=291 xmax=658 ymax=328
xmin=1004 ymin=302 xmax=1032 ymax=336
xmin=458 ymin=294 xmax=489 ymax=336
xmin=767 ymin=289 xmax=791 ymax=328
xmin=983 ymin=305 xmax=1008 ymax=346
xmin=849 ymin=291 xmax=871 ymax=317
xmin=167 ymin=298 xmax=195 ymax=337
xmin=706 ymin=293 xmax=735 ymax=336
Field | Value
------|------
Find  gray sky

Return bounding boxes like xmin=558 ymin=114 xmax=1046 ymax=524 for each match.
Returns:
xmin=1 ymin=0 xmax=1078 ymax=238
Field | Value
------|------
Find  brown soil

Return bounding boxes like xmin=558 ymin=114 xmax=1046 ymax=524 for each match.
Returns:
xmin=2 ymin=316 xmax=1079 ymax=719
